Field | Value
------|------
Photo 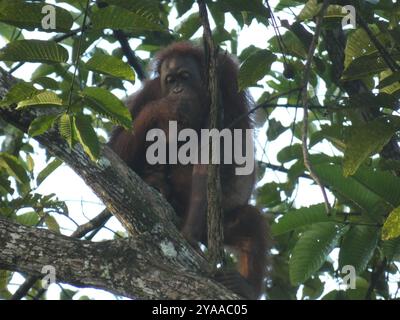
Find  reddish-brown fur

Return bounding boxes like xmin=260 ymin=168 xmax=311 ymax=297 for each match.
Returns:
xmin=109 ymin=42 xmax=269 ymax=299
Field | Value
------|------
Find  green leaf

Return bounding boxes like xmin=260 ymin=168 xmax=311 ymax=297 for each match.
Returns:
xmin=342 ymin=52 xmax=400 ymax=81
xmin=26 ymin=154 xmax=34 ymax=172
xmin=299 ymin=0 xmax=346 ymax=20
xmin=0 ymin=0 xmax=73 ymax=32
xmin=37 ymin=158 xmax=63 ymax=187
xmin=343 ymin=117 xmax=400 ymax=177
xmin=85 ymin=53 xmax=135 ymax=81
xmin=74 ymin=115 xmax=100 ymax=161
xmin=238 ymin=49 xmax=276 ymax=90
xmin=382 ymin=237 xmax=400 ymax=260
xmin=45 ymin=215 xmax=60 ymax=233
xmin=0 ymin=40 xmax=69 ymax=63
xmin=351 ymin=167 xmax=400 ymax=207
xmin=104 ymin=0 xmax=161 ymax=22
xmin=277 ymin=144 xmax=302 ymax=163
xmin=0 ymin=270 xmax=12 ymax=299
xmin=378 ymin=70 xmax=400 ymax=95
xmin=81 ymin=87 xmax=132 ymax=128
xmin=269 ymin=31 xmax=308 ymax=59
xmin=314 ymin=164 xmax=391 ymax=221
xmin=215 ymin=0 xmax=270 ymax=15
xmin=344 ymin=28 xmax=377 ymax=69
xmin=91 ymin=5 xmax=163 ymax=32
xmin=298 ymin=0 xmax=320 ymax=20
xmin=0 ymin=22 xmax=23 ymax=42
xmin=271 ymin=204 xmax=332 ymax=236
xmin=382 ymin=206 xmax=400 ymax=240
xmin=0 ymin=153 xmax=30 ymax=184
xmin=58 ymin=113 xmax=74 ymax=148
xmin=256 ymin=182 xmax=281 ymax=207
xmin=16 ymin=211 xmax=40 ymax=226
xmin=60 ymin=288 xmax=77 ymax=300
xmin=309 ymin=124 xmax=347 ymax=151
xmin=175 ymin=13 xmax=201 ymax=39
xmin=290 ymin=222 xmax=347 ymax=285
xmin=33 ymin=76 xmax=60 ymax=90
xmin=0 ymin=82 xmax=39 ymax=107
xmin=377 ymin=71 xmax=400 ymax=89
xmin=17 ymin=91 xmax=63 ymax=109
xmin=302 ymin=277 xmax=324 ymax=299
xmin=339 ymin=225 xmax=379 ymax=273
xmin=0 ymin=175 xmax=13 ymax=195
xmin=267 ymin=118 xmax=287 ymax=141
xmin=28 ymin=114 xmax=60 ymax=137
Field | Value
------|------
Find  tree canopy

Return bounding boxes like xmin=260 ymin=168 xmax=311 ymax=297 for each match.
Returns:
xmin=0 ymin=0 xmax=400 ymax=300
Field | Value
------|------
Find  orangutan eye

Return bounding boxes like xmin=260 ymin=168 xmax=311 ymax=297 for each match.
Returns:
xmin=180 ymin=71 xmax=190 ymax=79
xmin=166 ymin=75 xmax=175 ymax=84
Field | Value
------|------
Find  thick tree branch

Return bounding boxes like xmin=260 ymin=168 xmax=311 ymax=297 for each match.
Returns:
xmin=0 ymin=218 xmax=235 ymax=299
xmin=11 ymin=208 xmax=112 ymax=300
xmin=0 ymin=67 xmax=239 ymax=299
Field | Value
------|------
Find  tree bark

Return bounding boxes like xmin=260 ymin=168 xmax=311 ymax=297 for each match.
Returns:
xmin=0 ymin=67 xmax=239 ymax=299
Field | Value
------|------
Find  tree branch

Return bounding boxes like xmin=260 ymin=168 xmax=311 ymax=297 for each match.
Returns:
xmin=11 ymin=208 xmax=112 ymax=300
xmin=0 ymin=67 xmax=239 ymax=299
xmin=97 ymin=1 xmax=147 ymax=81
xmin=198 ymin=0 xmax=224 ymax=270
xmin=0 ymin=218 xmax=235 ymax=299
xmin=300 ymin=0 xmax=331 ymax=214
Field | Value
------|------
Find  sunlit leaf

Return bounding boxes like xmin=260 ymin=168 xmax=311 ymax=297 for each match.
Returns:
xmin=37 ymin=158 xmax=63 ymax=186
xmin=74 ymin=114 xmax=100 ymax=161
xmin=91 ymin=5 xmax=163 ymax=32
xmin=28 ymin=114 xmax=60 ymax=137
xmin=0 ymin=40 xmax=68 ymax=63
xmin=0 ymin=0 xmax=73 ymax=32
xmin=45 ymin=215 xmax=60 ymax=233
xmin=0 ymin=153 xmax=29 ymax=184
xmin=382 ymin=206 xmax=400 ymax=240
xmin=17 ymin=91 xmax=63 ymax=109
xmin=85 ymin=53 xmax=135 ymax=81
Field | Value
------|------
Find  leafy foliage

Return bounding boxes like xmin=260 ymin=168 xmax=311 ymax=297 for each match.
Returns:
xmin=0 ymin=0 xmax=399 ymax=300
xmin=0 ymin=40 xmax=68 ymax=63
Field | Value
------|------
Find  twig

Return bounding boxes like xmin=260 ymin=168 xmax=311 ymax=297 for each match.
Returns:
xmin=113 ymin=30 xmax=147 ymax=81
xmin=197 ymin=0 xmax=224 ymax=271
xmin=228 ymin=87 xmax=302 ymax=128
xmin=358 ymin=16 xmax=400 ymax=72
xmin=261 ymin=161 xmax=311 ymax=180
xmin=97 ymin=1 xmax=147 ymax=80
xmin=67 ymin=0 xmax=91 ymax=112
xmin=365 ymin=258 xmax=387 ymax=299
xmin=10 ymin=208 xmax=112 ymax=300
xmin=300 ymin=0 xmax=331 ymax=215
